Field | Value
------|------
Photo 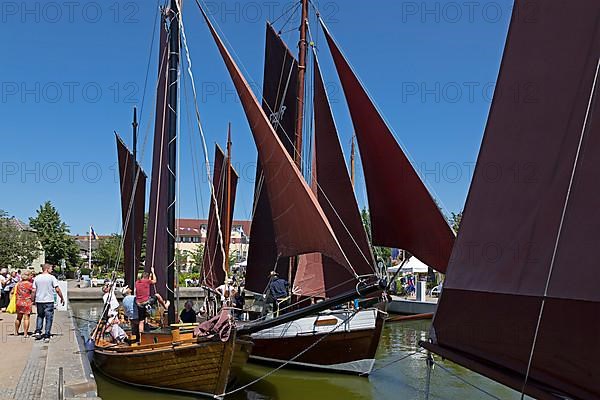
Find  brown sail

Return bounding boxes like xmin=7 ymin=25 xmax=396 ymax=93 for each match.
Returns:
xmin=200 ymin=6 xmax=354 ymax=275
xmin=145 ymin=14 xmax=170 ymax=298
xmin=202 ymin=144 xmax=238 ymax=289
xmin=294 ymin=57 xmax=375 ymax=298
xmin=116 ymin=134 xmax=147 ymax=289
xmin=246 ymin=23 xmax=298 ymax=294
xmin=321 ymin=21 xmax=454 ymax=273
xmin=423 ymin=1 xmax=600 ymax=399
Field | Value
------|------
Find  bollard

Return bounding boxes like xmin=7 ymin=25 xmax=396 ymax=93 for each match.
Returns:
xmin=58 ymin=367 xmax=64 ymax=400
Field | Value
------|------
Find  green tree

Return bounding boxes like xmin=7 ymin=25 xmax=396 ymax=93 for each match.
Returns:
xmin=360 ymin=207 xmax=392 ymax=267
xmin=187 ymin=244 xmax=204 ymax=274
xmin=449 ymin=211 xmax=463 ymax=233
xmin=29 ymin=201 xmax=80 ymax=270
xmin=94 ymin=234 xmax=123 ymax=272
xmin=175 ymin=248 xmax=188 ymax=271
xmin=0 ymin=210 xmax=42 ymax=269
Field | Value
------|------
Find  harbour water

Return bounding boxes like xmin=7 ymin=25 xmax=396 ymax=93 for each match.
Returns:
xmin=72 ymin=302 xmax=525 ymax=400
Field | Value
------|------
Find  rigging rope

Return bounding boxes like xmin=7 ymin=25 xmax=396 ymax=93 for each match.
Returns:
xmin=519 ymin=56 xmax=600 ymax=399
xmin=195 ymin=0 xmax=369 ymax=281
xmin=276 ymin=3 xmax=301 ymax=34
xmin=138 ymin=0 xmax=162 ymax=121
xmin=95 ymin=7 xmax=171 ymax=331
xmin=361 ymin=350 xmax=423 ymax=376
xmin=180 ymin=69 xmax=205 ymax=222
xmin=270 ymin=1 xmax=299 ymax=28
xmin=249 ymin=275 xmax=369 ymax=326
xmin=178 ymin=11 xmax=230 ymax=281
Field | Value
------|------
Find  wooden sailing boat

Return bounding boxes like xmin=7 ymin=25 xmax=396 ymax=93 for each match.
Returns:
xmin=196 ymin=0 xmax=454 ymax=375
xmin=422 ymin=1 xmax=600 ymax=399
xmin=92 ymin=1 xmax=251 ymax=397
xmin=248 ymin=44 xmax=386 ymax=375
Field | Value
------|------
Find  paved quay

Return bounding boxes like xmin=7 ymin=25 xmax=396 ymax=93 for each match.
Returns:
xmin=0 ymin=307 xmax=101 ymax=400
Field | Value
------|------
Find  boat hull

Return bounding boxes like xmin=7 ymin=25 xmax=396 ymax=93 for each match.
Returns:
xmin=249 ymin=308 xmax=385 ymax=375
xmin=93 ymin=333 xmax=252 ymax=397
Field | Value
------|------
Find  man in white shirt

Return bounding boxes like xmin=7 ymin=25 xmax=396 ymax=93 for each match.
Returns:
xmin=33 ymin=264 xmax=65 ymax=342
xmin=102 ymin=283 xmax=119 ymax=316
xmin=216 ymin=278 xmax=234 ymax=306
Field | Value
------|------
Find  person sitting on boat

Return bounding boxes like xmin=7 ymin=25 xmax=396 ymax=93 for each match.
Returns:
xmin=267 ymin=271 xmax=290 ymax=316
xmin=121 ymin=285 xmax=139 ymax=342
xmin=135 ymin=267 xmax=170 ymax=338
xmin=179 ymin=300 xmax=198 ymax=324
xmin=107 ymin=314 xmax=130 ymax=345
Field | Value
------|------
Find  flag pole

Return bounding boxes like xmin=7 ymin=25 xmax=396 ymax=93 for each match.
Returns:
xmin=88 ymin=226 xmax=92 ymax=271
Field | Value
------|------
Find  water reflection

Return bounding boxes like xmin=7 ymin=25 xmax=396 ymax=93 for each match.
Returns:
xmin=72 ymin=302 xmax=526 ymax=400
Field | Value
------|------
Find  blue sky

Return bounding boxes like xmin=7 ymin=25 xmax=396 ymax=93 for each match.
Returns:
xmin=0 ymin=0 xmax=512 ymax=235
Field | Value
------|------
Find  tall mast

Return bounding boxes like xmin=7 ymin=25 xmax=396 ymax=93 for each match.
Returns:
xmin=225 ymin=123 xmax=232 ymax=278
xmin=289 ymin=0 xmax=309 ymax=293
xmin=350 ymin=134 xmax=356 ymax=189
xmin=166 ymin=0 xmax=180 ymax=324
xmin=131 ymin=106 xmax=138 ymax=286
xmin=294 ymin=0 xmax=309 ymax=169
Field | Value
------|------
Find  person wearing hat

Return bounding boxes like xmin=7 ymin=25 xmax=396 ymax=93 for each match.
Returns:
xmin=267 ymin=271 xmax=290 ymax=316
xmin=121 ymin=285 xmax=139 ymax=342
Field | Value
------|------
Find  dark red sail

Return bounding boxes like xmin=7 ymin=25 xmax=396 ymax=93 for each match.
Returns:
xmin=145 ymin=15 xmax=170 ymax=298
xmin=246 ymin=23 xmax=298 ymax=294
xmin=116 ymin=135 xmax=146 ymax=289
xmin=321 ymin=22 xmax=455 ymax=273
xmin=423 ymin=1 xmax=600 ymax=399
xmin=294 ymin=57 xmax=375 ymax=298
xmin=200 ymin=6 xmax=354 ymax=276
xmin=202 ymin=144 xmax=238 ymax=289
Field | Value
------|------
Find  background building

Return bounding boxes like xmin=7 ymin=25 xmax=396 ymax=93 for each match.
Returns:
xmin=176 ymin=218 xmax=251 ymax=271
xmin=9 ymin=218 xmax=45 ymax=273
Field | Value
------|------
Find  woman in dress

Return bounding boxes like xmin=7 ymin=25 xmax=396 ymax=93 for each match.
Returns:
xmin=14 ymin=271 xmax=35 ymax=337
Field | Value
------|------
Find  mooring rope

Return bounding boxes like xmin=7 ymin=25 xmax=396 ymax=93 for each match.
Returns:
xmin=431 ymin=359 xmax=502 ymax=400
xmin=216 ymin=309 xmax=360 ymax=399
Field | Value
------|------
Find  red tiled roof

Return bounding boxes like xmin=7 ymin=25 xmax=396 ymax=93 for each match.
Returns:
xmin=176 ymin=219 xmax=251 ymax=237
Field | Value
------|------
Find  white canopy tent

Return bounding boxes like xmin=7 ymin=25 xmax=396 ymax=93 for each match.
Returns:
xmin=386 ymin=256 xmax=429 ymax=274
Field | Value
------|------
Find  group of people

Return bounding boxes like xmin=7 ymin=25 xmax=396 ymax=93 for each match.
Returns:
xmin=0 ymin=264 xmax=65 ymax=342
xmin=102 ymin=266 xmax=216 ymax=344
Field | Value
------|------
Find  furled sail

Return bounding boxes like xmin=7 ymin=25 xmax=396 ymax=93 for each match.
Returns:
xmin=423 ymin=1 xmax=600 ymax=399
xmin=116 ymin=134 xmax=147 ymax=289
xmin=246 ymin=23 xmax=298 ymax=294
xmin=199 ymin=7 xmax=354 ymax=277
xmin=294 ymin=57 xmax=375 ymax=298
xmin=145 ymin=14 xmax=170 ymax=298
xmin=321 ymin=21 xmax=455 ymax=273
xmin=202 ymin=144 xmax=238 ymax=289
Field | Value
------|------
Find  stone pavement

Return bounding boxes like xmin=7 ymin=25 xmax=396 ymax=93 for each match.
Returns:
xmin=0 ymin=307 xmax=101 ymax=400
